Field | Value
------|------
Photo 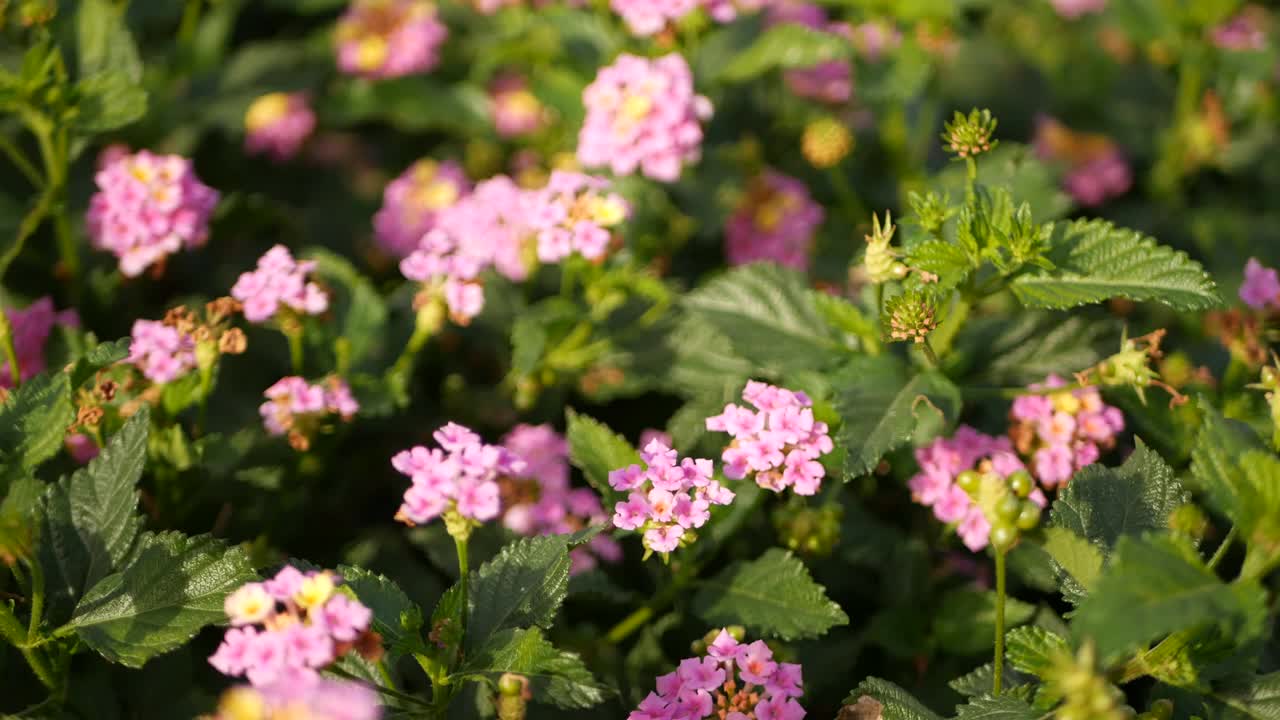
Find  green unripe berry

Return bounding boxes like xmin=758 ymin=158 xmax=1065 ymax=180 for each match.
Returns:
xmin=1016 ymin=503 xmax=1041 ymax=530
xmin=1263 ymin=367 xmax=1279 ymax=388
xmin=1008 ymin=470 xmax=1033 ymax=498
xmin=997 ymin=495 xmax=1022 ymax=521
xmin=891 ymin=262 xmax=909 ymax=279
xmin=990 ymin=523 xmax=1018 ymax=552
xmin=956 ymin=470 xmax=981 ymax=493
xmin=497 ymin=673 xmax=526 ymax=697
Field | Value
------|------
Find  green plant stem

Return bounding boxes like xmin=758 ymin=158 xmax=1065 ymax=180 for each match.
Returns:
xmin=0 ymin=310 xmax=21 ymax=388
xmin=25 ymin=559 xmax=44 ymax=645
xmin=826 ymin=167 xmax=866 ymax=227
xmin=0 ymin=603 xmax=58 ymax=691
xmin=965 ymin=156 xmax=978 ymax=202
xmin=390 ymin=302 xmax=444 ymax=384
xmin=196 ymin=363 xmax=215 ymax=435
xmin=0 ymin=135 xmax=43 ymax=189
xmin=920 ymin=339 xmax=940 ymax=368
xmin=285 ymin=328 xmax=304 ymax=375
xmin=1207 ymin=526 xmax=1237 ymax=571
xmin=993 ymin=549 xmax=1007 ymax=696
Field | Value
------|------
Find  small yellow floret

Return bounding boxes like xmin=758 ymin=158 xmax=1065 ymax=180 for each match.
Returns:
xmin=245 ymin=93 xmax=291 ymax=133
xmin=293 ymin=572 xmax=335 ymax=609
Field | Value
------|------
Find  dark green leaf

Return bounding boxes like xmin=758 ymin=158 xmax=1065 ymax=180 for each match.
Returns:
xmin=74 ymin=71 xmax=147 ymax=132
xmin=465 ymin=534 xmax=573 ymax=655
xmin=77 ymin=0 xmax=142 ymax=81
xmin=692 ymin=549 xmax=848 ymax=640
xmin=933 ymin=589 xmax=1035 ymax=656
xmin=457 ymin=627 xmax=607 ymax=709
xmin=720 ymin=23 xmax=852 ymax=81
xmin=954 ymin=694 xmax=1041 ymax=720
xmin=306 ymin=249 xmax=389 ymax=369
xmin=338 ymin=565 xmax=420 ymax=660
xmin=844 ymin=678 xmax=943 ymax=720
xmin=0 ymin=371 xmax=73 ymax=476
xmin=565 ymin=408 xmax=638 ymax=505
xmin=1215 ymin=673 xmax=1280 ymax=719
xmin=1040 ymin=526 xmax=1104 ymax=604
xmin=68 ymin=338 xmax=130 ymax=389
xmin=1005 ymin=626 xmax=1069 ymax=678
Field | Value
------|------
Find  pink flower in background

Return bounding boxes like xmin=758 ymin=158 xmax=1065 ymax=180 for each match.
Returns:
xmin=374 ymin=159 xmax=469 ymax=258
xmin=87 ymin=150 xmax=220 ymax=277
xmin=335 ymin=0 xmax=448 ymax=79
xmin=853 ymin=20 xmax=902 ymax=60
xmin=1008 ymin=375 xmax=1124 ymax=488
xmin=393 ymin=422 xmax=525 ymax=526
xmin=725 ymin=171 xmax=824 ymax=271
xmin=244 ymin=93 xmax=316 ymax=161
xmin=1241 ymin=258 xmax=1280 ymax=309
xmin=489 ymin=73 xmax=547 ymax=138
xmin=0 ymin=297 xmax=78 ymax=388
xmin=259 ymin=376 xmax=359 ymax=448
xmin=500 ymin=424 xmax=621 ymax=573
xmin=232 ymin=245 xmax=330 ymax=324
xmin=578 ymin=53 xmax=712 ymax=182
xmin=1062 ymin=153 xmax=1132 ymax=207
xmin=527 ymin=171 xmax=629 ymax=264
xmin=65 ymin=434 xmax=100 ymax=465
xmin=767 ymin=2 xmax=853 ymax=103
xmin=127 ymin=318 xmax=198 ymax=384
xmin=1033 ymin=115 xmax=1131 ymax=207
xmin=706 ymin=381 xmax=834 ymax=495
xmin=639 ymin=428 xmax=673 ymax=450
xmin=610 ymin=0 xmax=698 ymax=35
xmin=1210 ymin=9 xmax=1268 ymax=50
xmin=1050 ymin=0 xmax=1106 ymax=19
xmin=608 ymin=439 xmax=732 ymax=557
xmin=213 ymin=675 xmax=383 ymax=720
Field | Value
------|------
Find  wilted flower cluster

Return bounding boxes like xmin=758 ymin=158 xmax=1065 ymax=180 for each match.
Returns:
xmin=909 ymin=426 xmax=1046 ymax=552
xmin=629 ymin=630 xmax=805 ymax=720
xmin=244 ymin=93 xmax=317 ymax=161
xmin=210 ymin=567 xmax=373 ymax=686
xmin=1009 ymin=375 xmax=1124 ymax=488
xmin=87 ymin=149 xmax=220 ymax=277
xmin=0 ymin=297 xmax=78 ymax=388
xmin=374 ymin=159 xmax=470 ymax=259
xmin=211 ymin=676 xmax=382 ymax=720
xmin=500 ymin=424 xmax=622 ymax=573
xmin=1240 ymin=258 xmax=1280 ymax=310
xmin=706 ymin=381 xmax=834 ymax=496
xmin=393 ymin=422 xmax=525 ymax=527
xmin=259 ymin=376 xmax=359 ymax=451
xmin=766 ymin=2 xmax=853 ymax=104
xmin=127 ymin=301 xmax=247 ymax=384
xmin=1033 ymin=116 xmax=1132 ymax=207
xmin=578 ymin=53 xmax=712 ymax=182
xmin=609 ymin=439 xmax=734 ymax=555
xmin=725 ymin=171 xmax=824 ymax=271
xmin=334 ymin=0 xmax=448 ymax=79
xmin=232 ymin=245 xmax=330 ymax=324
xmin=489 ymin=73 xmax=547 ymax=138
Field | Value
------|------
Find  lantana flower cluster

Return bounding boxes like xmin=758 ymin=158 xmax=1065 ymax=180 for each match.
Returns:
xmin=1033 ymin=116 xmax=1132 ymax=207
xmin=909 ymin=426 xmax=1046 ymax=552
xmin=725 ymin=171 xmax=824 ymax=271
xmin=609 ymin=439 xmax=735 ymax=556
xmin=767 ymin=2 xmax=853 ymax=104
xmin=1050 ymin=0 xmax=1106 ymax=19
xmin=260 ymin=376 xmax=359 ymax=451
xmin=489 ymin=73 xmax=548 ymax=138
xmin=232 ymin=245 xmax=330 ymax=324
xmin=374 ymin=159 xmax=470 ymax=259
xmin=127 ymin=300 xmax=247 ymax=384
xmin=500 ymin=424 xmax=622 ymax=573
xmin=578 ymin=53 xmax=712 ymax=182
xmin=629 ymin=629 xmax=805 ymax=720
xmin=87 ymin=149 xmax=220 ymax=277
xmin=393 ymin=422 xmax=525 ymax=527
xmin=706 ymin=381 xmax=834 ymax=496
xmin=610 ymin=0 xmax=768 ymax=36
xmin=1009 ymin=375 xmax=1124 ymax=488
xmin=210 ymin=567 xmax=373 ymax=686
xmin=1240 ymin=258 xmax=1280 ymax=310
xmin=0 ymin=297 xmax=78 ymax=388
xmin=335 ymin=0 xmax=448 ymax=79
xmin=211 ymin=676 xmax=382 ymax=720
xmin=244 ymin=93 xmax=317 ymax=161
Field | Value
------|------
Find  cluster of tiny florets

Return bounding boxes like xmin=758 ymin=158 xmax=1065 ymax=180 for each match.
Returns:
xmin=127 ymin=301 xmax=247 ymax=384
xmin=244 ymin=93 xmax=317 ymax=161
xmin=609 ymin=439 xmax=735 ymax=555
xmin=706 ymin=381 xmax=834 ymax=496
xmin=210 ymin=676 xmax=382 ymax=720
xmin=232 ymin=245 xmax=330 ymax=324
xmin=393 ymin=422 xmax=526 ymax=526
xmin=335 ymin=0 xmax=448 ymax=79
xmin=1240 ymin=258 xmax=1280 ymax=310
xmin=374 ymin=159 xmax=470 ymax=259
xmin=259 ymin=376 xmax=359 ymax=451
xmin=942 ymin=108 xmax=998 ymax=158
xmin=725 ymin=171 xmax=825 ymax=272
xmin=1009 ymin=375 xmax=1124 ymax=488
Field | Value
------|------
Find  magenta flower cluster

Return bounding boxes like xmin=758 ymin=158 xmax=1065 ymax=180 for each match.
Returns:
xmin=610 ymin=0 xmax=769 ymax=36
xmin=578 ymin=53 xmax=712 ymax=182
xmin=244 ymin=93 xmax=317 ymax=161
xmin=488 ymin=73 xmax=546 ymax=138
xmin=232 ymin=245 xmax=330 ymax=324
xmin=335 ymin=0 xmax=448 ymax=79
xmin=87 ymin=150 xmax=220 ymax=277
xmin=1062 ymin=152 xmax=1132 ymax=208
xmin=1050 ymin=0 xmax=1106 ymax=19
xmin=0 ymin=297 xmax=78 ymax=388
xmin=215 ymin=676 xmax=382 ymax=720
xmin=629 ymin=630 xmax=805 ymax=720
xmin=1240 ymin=258 xmax=1280 ymax=310
xmin=609 ymin=439 xmax=735 ymax=555
xmin=393 ymin=422 xmax=525 ymax=525
xmin=1009 ymin=376 xmax=1124 ymax=488
xmin=500 ymin=424 xmax=622 ymax=573
xmin=260 ymin=376 xmax=360 ymax=437
xmin=909 ymin=427 xmax=1047 ymax=552
xmin=706 ymin=381 xmax=834 ymax=496
xmin=374 ymin=159 xmax=470 ymax=259
xmin=725 ymin=171 xmax=824 ymax=272
xmin=767 ymin=3 xmax=853 ymax=104
xmin=209 ymin=567 xmax=372 ymax=686
xmin=1211 ymin=11 xmax=1267 ymax=51
xmin=127 ymin=318 xmax=197 ymax=383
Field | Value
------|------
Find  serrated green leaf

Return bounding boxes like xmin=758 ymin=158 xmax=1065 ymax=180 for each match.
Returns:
xmin=66 ymin=532 xmax=256 ymax=668
xmin=948 ymin=663 xmax=1033 ymax=698
xmin=933 ymin=589 xmax=1034 ymax=656
xmin=1010 ymin=219 xmax=1220 ymax=311
xmin=74 ymin=70 xmax=147 ymax=132
xmin=1040 ymin=526 xmax=1103 ymax=604
xmin=720 ymin=23 xmax=852 ymax=81
xmin=835 ymin=356 xmax=961 ymax=479
xmin=68 ymin=338 xmax=130 ymax=389
xmin=1215 ymin=673 xmax=1280 ymax=719
xmin=1005 ymin=626 xmax=1069 ymax=679
xmin=465 ymin=534 xmax=572 ymax=655
xmin=0 ymin=371 xmax=73 ymax=477
xmin=565 ymin=408 xmax=638 ymax=505
xmin=683 ymin=263 xmax=842 ymax=374
xmin=957 ymin=313 xmax=1109 ymax=387
xmin=77 ymin=0 xmax=142 ymax=81
xmin=665 ymin=314 xmax=753 ymax=398
xmin=456 ymin=627 xmax=607 ymax=709
xmin=692 ymin=549 xmax=847 ymax=640
xmin=845 ymin=678 xmax=943 ymax=720
xmin=0 ymin=475 xmax=41 ymax=563
xmin=954 ymin=694 xmax=1041 ymax=720
xmin=38 ymin=409 xmax=149 ymax=622
xmin=338 ymin=565 xmax=420 ymax=660
xmin=907 ymin=240 xmax=974 ymax=291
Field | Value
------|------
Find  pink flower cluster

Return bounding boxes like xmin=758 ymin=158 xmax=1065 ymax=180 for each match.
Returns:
xmin=127 ymin=318 xmax=197 ymax=383
xmin=609 ymin=439 xmax=734 ymax=555
xmin=706 ymin=381 xmax=833 ymax=496
xmin=87 ymin=150 xmax=220 ymax=277
xmin=629 ymin=630 xmax=805 ymax=720
xmin=393 ymin=422 xmax=525 ymax=525
xmin=210 ymin=567 xmax=372 ymax=687
xmin=1050 ymin=0 xmax=1106 ymax=19
xmin=374 ymin=159 xmax=470 ymax=258
xmin=489 ymin=73 xmax=547 ymax=138
xmin=214 ymin=676 xmax=382 ymax=720
xmin=528 ymin=171 xmax=629 ymax=264
xmin=1009 ymin=376 xmax=1123 ymax=488
xmin=500 ymin=424 xmax=622 ymax=573
xmin=767 ymin=3 xmax=853 ymax=104
xmin=335 ymin=0 xmax=448 ymax=79
xmin=909 ymin=427 xmax=1047 ymax=552
xmin=1033 ymin=116 xmax=1132 ymax=207
xmin=0 ymin=297 xmax=78 ymax=388
xmin=1241 ymin=258 xmax=1280 ymax=309
xmin=260 ymin=376 xmax=359 ymax=438
xmin=244 ymin=93 xmax=317 ymax=161
xmin=1211 ymin=11 xmax=1267 ymax=51
xmin=578 ymin=53 xmax=712 ymax=182
xmin=725 ymin=171 xmax=824 ymax=271
xmin=611 ymin=0 xmax=770 ymax=36
xmin=232 ymin=245 xmax=330 ymax=324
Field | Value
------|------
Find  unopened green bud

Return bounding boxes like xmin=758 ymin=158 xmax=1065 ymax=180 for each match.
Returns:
xmin=941 ymin=108 xmax=999 ymax=158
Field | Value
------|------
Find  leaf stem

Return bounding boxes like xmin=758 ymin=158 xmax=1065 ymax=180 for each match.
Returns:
xmin=921 ymin=339 xmax=940 ymax=368
xmin=285 ymin=326 xmax=304 ymax=375
xmin=965 ymin=156 xmax=978 ymax=202
xmin=0 ymin=135 xmax=43 ymax=189
xmin=25 ymin=558 xmax=44 ymax=644
xmin=993 ymin=549 xmax=1007 ymax=696
xmin=1207 ymin=525 xmax=1236 ymax=571
xmin=0 ymin=309 xmax=22 ymax=387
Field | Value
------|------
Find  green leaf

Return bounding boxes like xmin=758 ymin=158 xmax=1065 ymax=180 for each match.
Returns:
xmin=39 ymin=409 xmax=149 ymax=621
xmin=1010 ymin=219 xmax=1220 ymax=311
xmin=1004 ymin=626 xmax=1069 ymax=679
xmin=948 ymin=663 xmax=1032 ymax=698
xmin=465 ymin=534 xmax=573 ymax=655
xmin=835 ymin=355 xmax=961 ymax=479
xmin=338 ymin=565 xmax=420 ymax=659
xmin=720 ymin=23 xmax=852 ymax=81
xmin=565 ymin=408 xmax=638 ymax=505
xmin=933 ymin=589 xmax=1034 ymax=656
xmin=0 ymin=475 xmax=41 ymax=563
xmin=68 ymin=338 xmax=131 ymax=389
xmin=844 ymin=678 xmax=943 ymax=720
xmin=457 ymin=627 xmax=607 ymax=709
xmin=325 ymin=77 xmax=490 ymax=134
xmin=683 ymin=263 xmax=842 ymax=374
xmin=954 ymin=694 xmax=1041 ymax=720
xmin=665 ymin=314 xmax=753 ymax=397
xmin=1215 ymin=673 xmax=1280 ymax=719
xmin=907 ymin=240 xmax=974 ymax=291
xmin=1040 ymin=526 xmax=1104 ymax=604
xmin=1072 ymin=534 xmax=1262 ymax=662
xmin=306 ymin=249 xmax=389 ymax=369
xmin=0 ymin=371 xmax=73 ymax=477
xmin=956 ymin=313 xmax=1109 ymax=387
xmin=74 ymin=70 xmax=147 ymax=132
xmin=692 ymin=549 xmax=847 ymax=641
xmin=67 ymin=532 xmax=256 ymax=668
xmin=77 ymin=0 xmax=143 ymax=81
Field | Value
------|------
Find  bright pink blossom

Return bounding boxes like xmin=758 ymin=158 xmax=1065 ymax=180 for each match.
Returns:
xmin=1241 ymin=258 xmax=1280 ymax=309
xmin=232 ymin=245 xmax=329 ymax=324
xmin=259 ymin=376 xmax=359 ymax=441
xmin=707 ymin=381 xmax=833 ymax=495
xmin=1050 ymin=0 xmax=1106 ymax=18
xmin=127 ymin=318 xmax=197 ymax=383
xmin=767 ymin=3 xmax=852 ymax=103
xmin=608 ymin=439 xmax=731 ymax=557
xmin=245 ymin=93 xmax=316 ymax=161
xmin=726 ymin=171 xmax=824 ymax=271
xmin=0 ymin=297 xmax=78 ymax=388
xmin=1008 ymin=375 xmax=1123 ymax=488
xmin=393 ymin=422 xmax=525 ymax=525
xmin=335 ymin=0 xmax=447 ymax=79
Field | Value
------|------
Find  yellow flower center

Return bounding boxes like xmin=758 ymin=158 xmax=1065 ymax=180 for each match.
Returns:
xmin=414 ymin=180 xmax=460 ymax=211
xmin=294 ymin=573 xmax=335 ymax=609
xmin=356 ymin=36 xmax=389 ymax=71
xmin=218 ymin=688 xmax=266 ymax=720
xmin=1050 ymin=391 xmax=1081 ymax=414
xmin=245 ymin=93 xmax=291 ymax=133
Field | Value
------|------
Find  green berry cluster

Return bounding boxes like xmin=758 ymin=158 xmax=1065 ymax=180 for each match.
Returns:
xmin=955 ymin=467 xmax=1041 ymax=553
xmin=773 ymin=502 xmax=843 ymax=557
xmin=1046 ymin=644 xmax=1130 ymax=720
